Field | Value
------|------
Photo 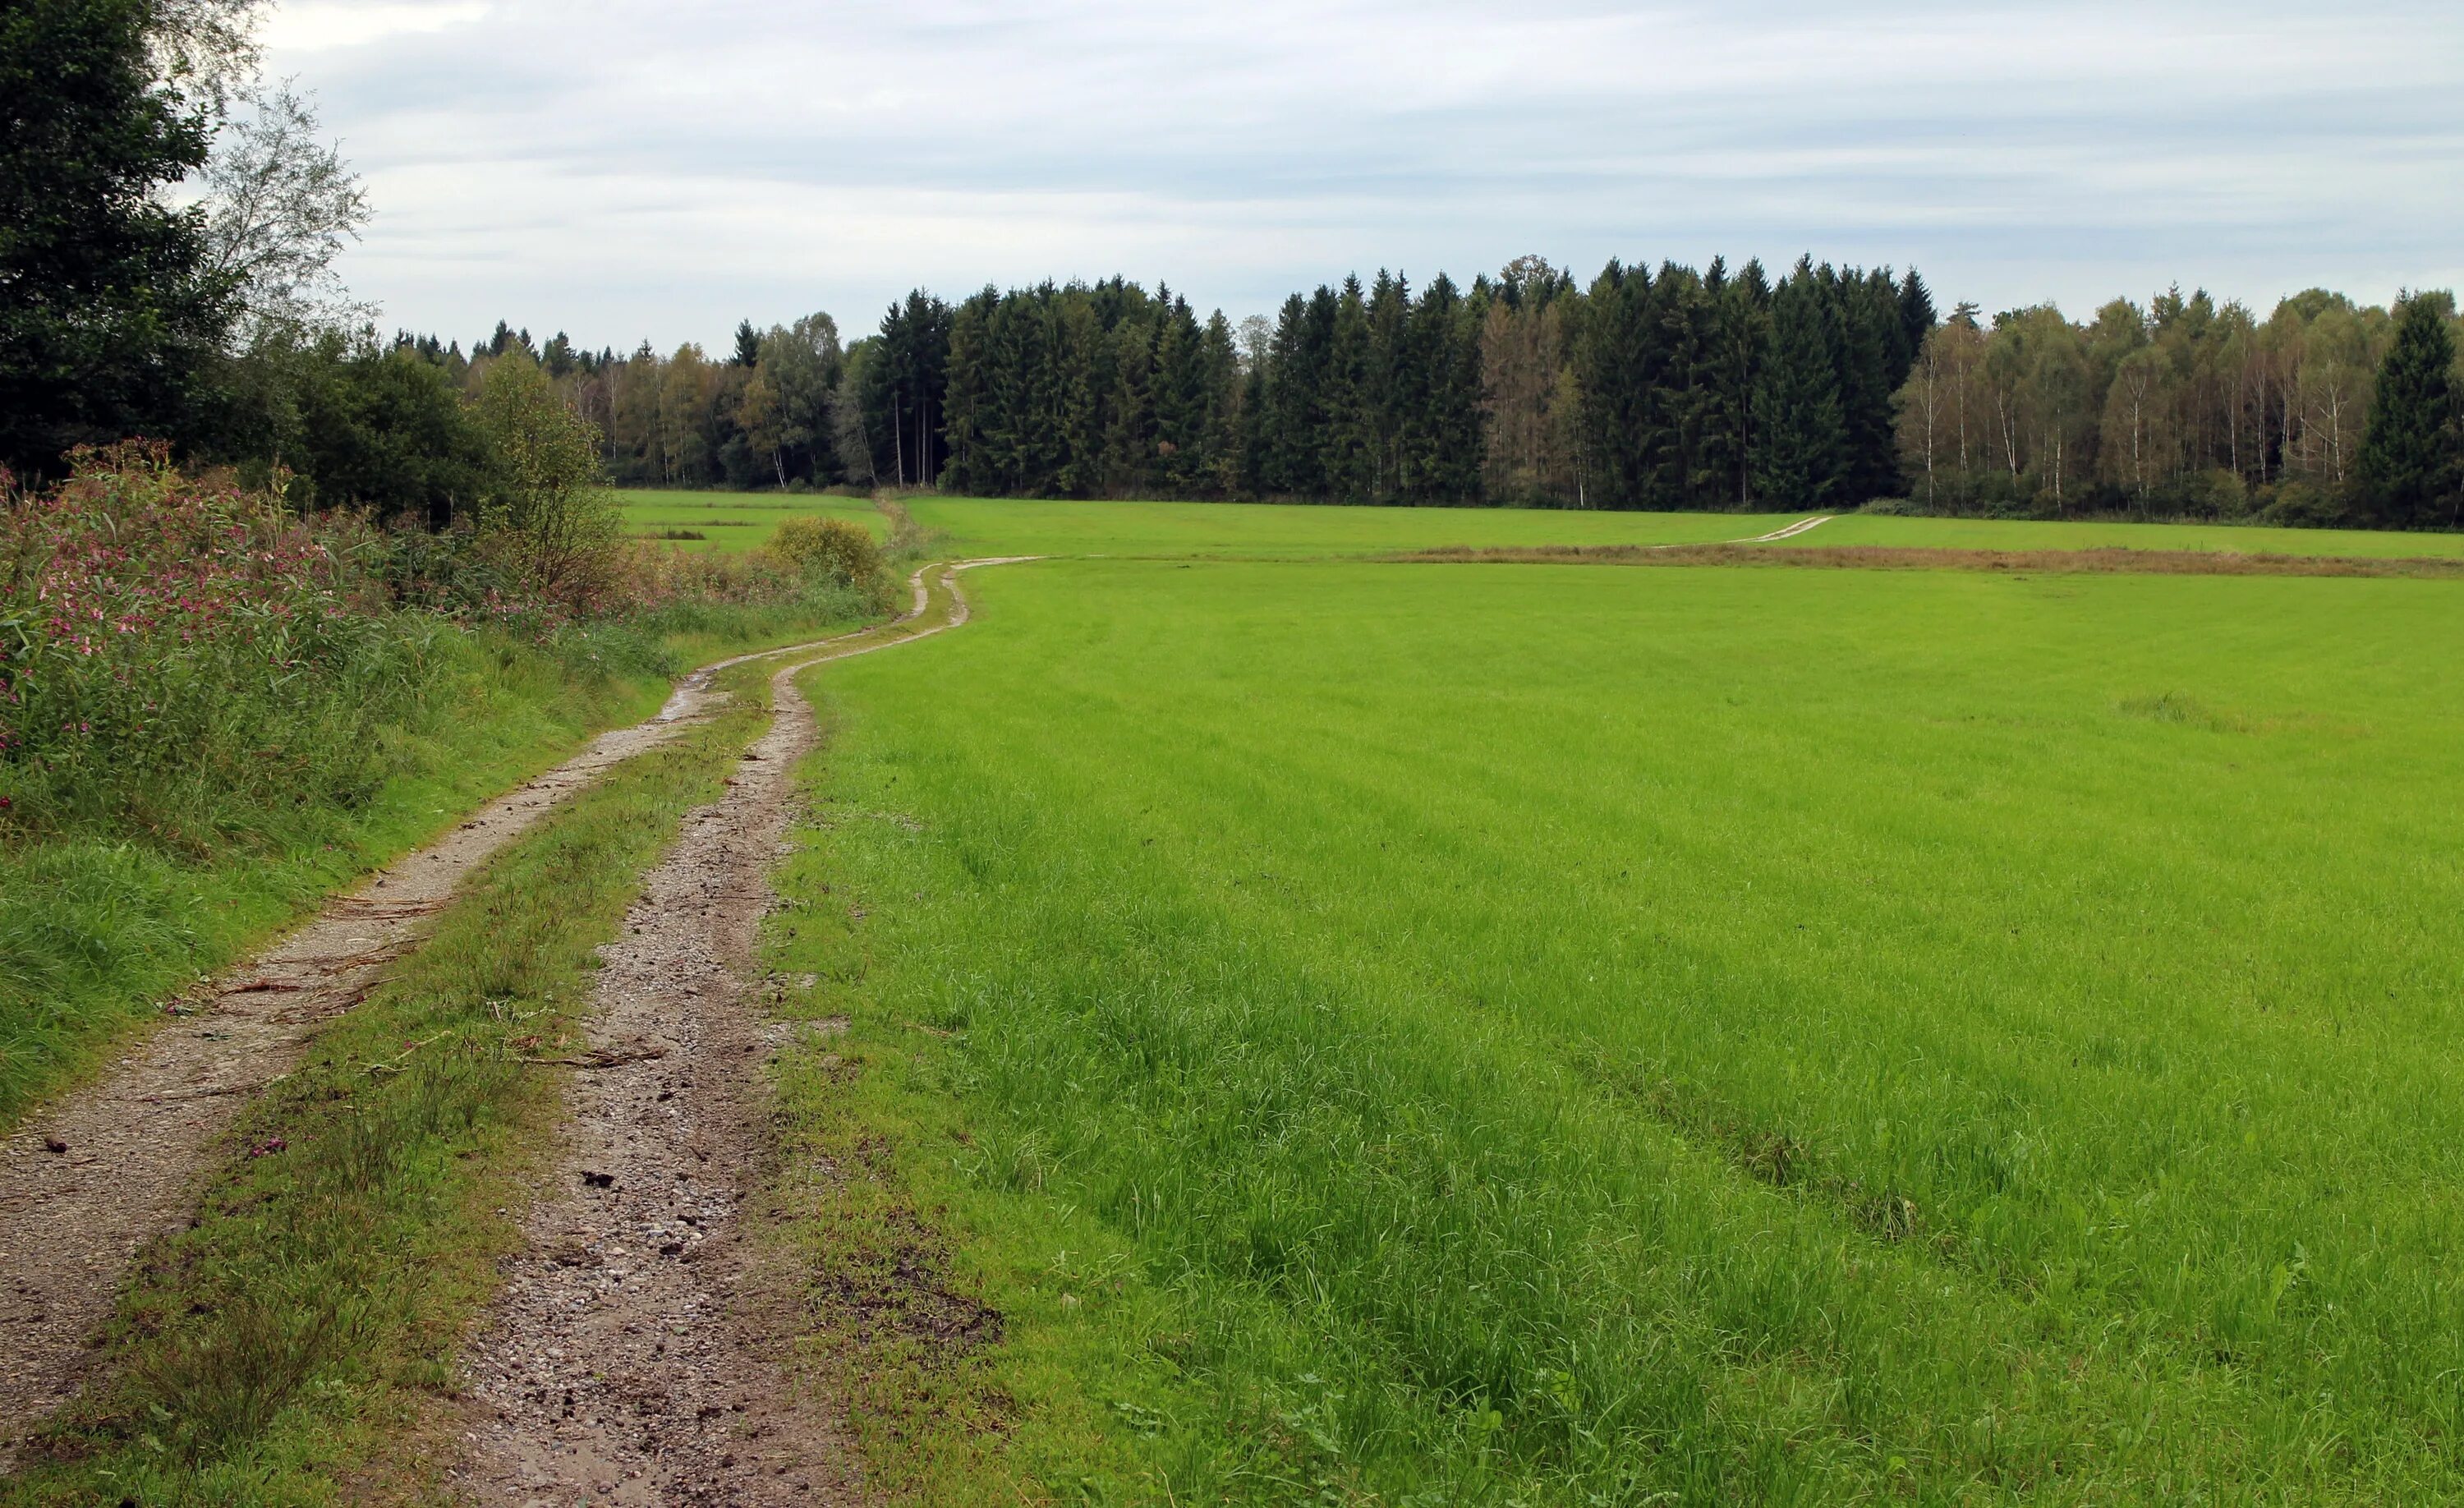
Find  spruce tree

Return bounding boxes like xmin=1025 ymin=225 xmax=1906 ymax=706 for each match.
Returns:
xmin=1751 ymin=271 xmax=1848 ymax=509
xmin=1829 ymin=268 xmax=1899 ymax=503
xmin=1324 ymin=280 xmax=1373 ymax=502
xmin=1574 ymin=261 xmax=1652 ymax=508
xmin=1896 ymin=269 xmax=1937 ymax=388
xmin=1708 ymin=260 xmax=1772 ymax=509
xmin=1418 ymin=273 xmax=1483 ymax=503
xmin=1101 ymin=320 xmax=1154 ymax=497
xmin=2355 ymin=292 xmax=2461 ymax=529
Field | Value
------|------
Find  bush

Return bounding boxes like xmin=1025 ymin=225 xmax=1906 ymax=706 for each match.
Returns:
xmin=761 ymin=515 xmax=883 ymax=587
xmin=2256 ymin=479 xmax=2354 ymax=529
xmin=471 ymin=355 xmax=620 ymax=608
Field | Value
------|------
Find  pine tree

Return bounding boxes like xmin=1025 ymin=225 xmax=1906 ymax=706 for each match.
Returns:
xmin=1054 ymin=296 xmax=1103 ymax=497
xmin=1102 ymin=320 xmax=1154 ymax=497
xmin=1574 ymin=262 xmax=1653 ymax=508
xmin=1828 ymin=267 xmax=1899 ymax=503
xmin=2355 ymin=292 xmax=2462 ymax=529
xmin=1702 ymin=256 xmax=1769 ymax=510
xmin=1751 ymin=270 xmax=1849 ymax=509
xmin=1324 ymin=282 xmax=1373 ymax=502
xmin=732 ymin=319 xmax=761 ymax=367
xmin=1409 ymin=274 xmax=1478 ymax=503
xmin=1896 ymin=269 xmax=1937 ymax=387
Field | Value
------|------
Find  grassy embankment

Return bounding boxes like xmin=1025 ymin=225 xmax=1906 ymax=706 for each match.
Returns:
xmin=0 ymin=600 xmax=874 ymax=1135
xmin=0 ymin=655 xmax=774 ymax=1503
xmin=761 ymin=535 xmax=2464 ymax=1502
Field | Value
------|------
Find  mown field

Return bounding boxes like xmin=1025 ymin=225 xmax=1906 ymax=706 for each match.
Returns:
xmin=761 ymin=517 xmax=2464 ymax=1502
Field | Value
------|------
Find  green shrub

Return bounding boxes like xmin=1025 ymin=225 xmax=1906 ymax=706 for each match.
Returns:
xmin=761 ymin=513 xmax=884 ymax=586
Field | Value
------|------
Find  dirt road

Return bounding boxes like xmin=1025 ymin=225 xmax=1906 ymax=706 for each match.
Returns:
xmin=0 ymin=563 xmax=1008 ymax=1466
xmin=445 ymin=558 xmax=1027 ymax=1504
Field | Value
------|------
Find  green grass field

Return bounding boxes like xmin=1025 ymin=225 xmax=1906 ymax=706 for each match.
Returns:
xmin=760 ymin=511 xmax=2464 ymax=1501
xmin=618 ymin=488 xmax=885 ymax=551
xmin=624 ymin=489 xmax=2464 ymax=564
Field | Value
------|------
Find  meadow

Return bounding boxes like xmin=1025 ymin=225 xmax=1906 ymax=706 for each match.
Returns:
xmin=618 ymin=488 xmax=885 ymax=551
xmin=762 ymin=524 xmax=2464 ymax=1501
xmin=624 ymin=486 xmax=2464 ymax=565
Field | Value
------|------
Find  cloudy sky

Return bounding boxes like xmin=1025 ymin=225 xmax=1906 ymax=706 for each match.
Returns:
xmin=263 ymin=0 xmax=2464 ymax=352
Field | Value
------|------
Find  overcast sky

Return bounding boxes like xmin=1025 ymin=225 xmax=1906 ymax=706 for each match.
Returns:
xmin=263 ymin=0 xmax=2464 ymax=353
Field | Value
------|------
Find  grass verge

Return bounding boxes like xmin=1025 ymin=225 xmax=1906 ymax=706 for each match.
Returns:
xmin=0 ymin=667 xmax=775 ymax=1505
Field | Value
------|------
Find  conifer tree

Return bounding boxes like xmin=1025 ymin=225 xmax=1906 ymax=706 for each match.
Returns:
xmin=1751 ymin=269 xmax=1849 ymax=509
xmin=2355 ymin=292 xmax=2461 ymax=529
xmin=2 ymin=0 xmax=239 ymax=476
xmin=1102 ymin=320 xmax=1154 ymax=497
xmin=1324 ymin=282 xmax=1373 ymax=502
xmin=1702 ymin=256 xmax=1769 ymax=509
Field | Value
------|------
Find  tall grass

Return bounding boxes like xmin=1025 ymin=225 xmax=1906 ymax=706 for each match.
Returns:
xmin=0 ymin=447 xmax=887 ymax=1127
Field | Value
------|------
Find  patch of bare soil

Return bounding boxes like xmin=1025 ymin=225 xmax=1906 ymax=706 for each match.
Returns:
xmin=1392 ymin=541 xmax=2464 ymax=578
xmin=0 ymin=613 xmax=911 ymax=1463
xmin=450 ymin=559 xmax=1029 ymax=1505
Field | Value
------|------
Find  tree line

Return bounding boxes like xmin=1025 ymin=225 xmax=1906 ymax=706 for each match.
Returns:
xmin=1898 ymin=287 xmax=2464 ymax=528
xmin=491 ymin=261 xmax=2453 ymax=529
xmin=9 ymin=2 xmax=2459 ymax=531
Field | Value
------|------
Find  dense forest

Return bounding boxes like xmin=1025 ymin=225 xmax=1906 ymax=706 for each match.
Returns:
xmin=388 ymin=263 xmax=2458 ymax=529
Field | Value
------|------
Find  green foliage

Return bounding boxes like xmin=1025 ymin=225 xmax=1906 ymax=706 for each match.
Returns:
xmin=471 ymin=352 xmax=621 ymax=602
xmin=1749 ymin=265 xmax=1850 ymax=508
xmin=211 ymin=329 xmax=491 ymax=525
xmin=2356 ymin=292 xmax=2462 ymax=529
xmin=761 ymin=513 xmax=882 ymax=587
xmin=0 ymin=0 xmax=233 ymax=478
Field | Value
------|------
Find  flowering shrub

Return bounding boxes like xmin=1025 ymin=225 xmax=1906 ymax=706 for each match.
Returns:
xmin=0 ymin=443 xmax=431 ymax=839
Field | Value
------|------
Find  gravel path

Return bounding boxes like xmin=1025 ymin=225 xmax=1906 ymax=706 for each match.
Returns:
xmin=450 ymin=560 xmax=1027 ymax=1505
xmin=0 ymin=584 xmax=949 ymax=1464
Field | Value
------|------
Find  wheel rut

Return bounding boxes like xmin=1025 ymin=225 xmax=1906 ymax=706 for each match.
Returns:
xmin=448 ymin=559 xmax=1026 ymax=1505
xmin=0 ymin=564 xmax=1004 ymax=1469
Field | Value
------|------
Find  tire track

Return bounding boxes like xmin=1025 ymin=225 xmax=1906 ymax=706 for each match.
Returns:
xmin=1733 ymin=514 xmax=1835 ymax=542
xmin=449 ymin=559 xmax=1027 ymax=1505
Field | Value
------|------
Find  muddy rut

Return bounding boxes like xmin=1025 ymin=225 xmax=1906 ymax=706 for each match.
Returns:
xmin=0 ymin=563 xmax=1009 ymax=1467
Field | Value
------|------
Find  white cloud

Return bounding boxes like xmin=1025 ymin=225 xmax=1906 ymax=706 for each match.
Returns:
xmin=263 ymin=2 xmax=488 ymax=53
xmin=264 ymin=0 xmax=2464 ymax=347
